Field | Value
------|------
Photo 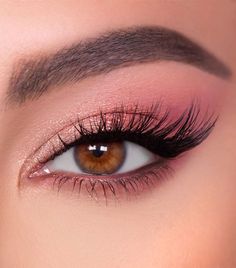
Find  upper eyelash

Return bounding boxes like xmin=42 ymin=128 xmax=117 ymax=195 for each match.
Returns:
xmin=55 ymin=101 xmax=217 ymax=160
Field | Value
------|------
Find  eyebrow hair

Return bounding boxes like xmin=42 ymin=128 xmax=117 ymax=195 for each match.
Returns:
xmin=7 ymin=26 xmax=232 ymax=105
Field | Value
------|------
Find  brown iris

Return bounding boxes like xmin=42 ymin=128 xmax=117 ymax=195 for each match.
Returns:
xmin=74 ymin=142 xmax=126 ymax=175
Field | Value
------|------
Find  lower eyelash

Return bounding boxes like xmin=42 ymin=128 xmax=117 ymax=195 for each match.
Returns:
xmin=47 ymin=161 xmax=173 ymax=202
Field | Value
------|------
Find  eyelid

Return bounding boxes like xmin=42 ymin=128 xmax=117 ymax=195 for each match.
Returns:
xmin=19 ymin=101 xmax=217 ymax=189
xmin=27 ymin=161 xmax=174 ymax=200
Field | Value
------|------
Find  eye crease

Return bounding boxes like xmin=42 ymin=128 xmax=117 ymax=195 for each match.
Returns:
xmin=20 ymin=101 xmax=217 ymax=201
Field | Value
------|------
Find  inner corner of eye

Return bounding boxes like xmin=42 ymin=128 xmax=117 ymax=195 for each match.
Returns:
xmin=41 ymin=140 xmax=158 ymax=176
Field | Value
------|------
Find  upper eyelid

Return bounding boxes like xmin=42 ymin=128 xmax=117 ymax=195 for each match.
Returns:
xmin=18 ymin=104 xmax=165 ymax=181
xmin=21 ymin=104 xmax=163 ymax=164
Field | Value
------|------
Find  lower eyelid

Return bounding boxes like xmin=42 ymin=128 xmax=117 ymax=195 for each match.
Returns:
xmin=21 ymin=160 xmax=174 ymax=201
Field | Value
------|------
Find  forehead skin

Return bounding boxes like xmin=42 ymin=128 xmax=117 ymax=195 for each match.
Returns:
xmin=0 ymin=1 xmax=236 ymax=268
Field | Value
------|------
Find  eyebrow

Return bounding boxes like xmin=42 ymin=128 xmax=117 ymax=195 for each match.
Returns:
xmin=7 ymin=26 xmax=232 ymax=105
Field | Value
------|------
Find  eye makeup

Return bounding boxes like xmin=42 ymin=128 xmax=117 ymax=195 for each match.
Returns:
xmin=19 ymin=101 xmax=217 ymax=202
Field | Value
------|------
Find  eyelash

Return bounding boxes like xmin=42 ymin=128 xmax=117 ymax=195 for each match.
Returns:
xmin=20 ymin=101 xmax=217 ymax=202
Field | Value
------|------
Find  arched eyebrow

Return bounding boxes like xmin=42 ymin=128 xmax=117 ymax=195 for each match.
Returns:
xmin=6 ymin=26 xmax=232 ymax=105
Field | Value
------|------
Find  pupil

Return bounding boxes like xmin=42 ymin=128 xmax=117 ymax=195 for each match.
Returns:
xmin=92 ymin=148 xmax=104 ymax=158
xmin=89 ymin=144 xmax=107 ymax=158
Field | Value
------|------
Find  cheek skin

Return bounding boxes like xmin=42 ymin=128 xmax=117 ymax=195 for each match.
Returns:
xmin=162 ymin=141 xmax=236 ymax=266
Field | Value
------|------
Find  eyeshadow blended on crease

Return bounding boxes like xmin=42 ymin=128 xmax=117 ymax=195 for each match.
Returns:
xmin=6 ymin=26 xmax=232 ymax=105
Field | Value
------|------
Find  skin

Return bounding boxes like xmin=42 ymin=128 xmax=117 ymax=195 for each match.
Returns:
xmin=0 ymin=1 xmax=236 ymax=267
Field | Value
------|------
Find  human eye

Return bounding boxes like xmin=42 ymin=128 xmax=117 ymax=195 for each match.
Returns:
xmin=20 ymin=102 xmax=217 ymax=202
xmin=46 ymin=141 xmax=158 ymax=176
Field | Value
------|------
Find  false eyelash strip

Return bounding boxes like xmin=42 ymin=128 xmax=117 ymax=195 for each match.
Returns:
xmin=56 ymin=101 xmax=217 ymax=160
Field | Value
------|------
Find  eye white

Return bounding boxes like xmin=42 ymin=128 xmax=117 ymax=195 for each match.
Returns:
xmin=116 ymin=142 xmax=157 ymax=173
xmin=46 ymin=141 xmax=158 ymax=175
